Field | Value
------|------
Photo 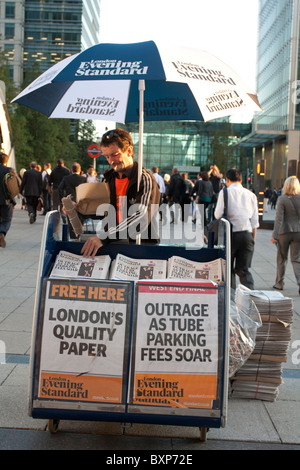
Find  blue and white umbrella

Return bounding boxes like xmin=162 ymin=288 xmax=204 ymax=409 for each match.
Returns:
xmin=12 ymin=40 xmax=261 ymax=183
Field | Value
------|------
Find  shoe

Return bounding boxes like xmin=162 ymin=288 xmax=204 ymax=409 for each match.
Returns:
xmin=0 ymin=233 xmax=6 ymax=248
xmin=273 ymin=285 xmax=283 ymax=291
xmin=29 ymin=213 xmax=35 ymax=224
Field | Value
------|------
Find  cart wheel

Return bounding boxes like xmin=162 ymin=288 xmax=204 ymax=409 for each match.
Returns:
xmin=48 ymin=419 xmax=60 ymax=434
xmin=199 ymin=427 xmax=207 ymax=442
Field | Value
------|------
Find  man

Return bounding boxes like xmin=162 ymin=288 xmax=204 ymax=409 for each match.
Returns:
xmin=152 ymin=166 xmax=166 ymax=222
xmin=48 ymin=159 xmax=70 ymax=210
xmin=0 ymin=152 xmax=19 ymax=247
xmin=214 ymin=168 xmax=259 ymax=290
xmin=167 ymin=168 xmax=185 ymax=223
xmin=81 ymin=128 xmax=161 ymax=258
xmin=20 ymin=161 xmax=43 ymax=224
xmin=58 ymin=162 xmax=86 ymax=202
xmin=41 ymin=163 xmax=51 ymax=214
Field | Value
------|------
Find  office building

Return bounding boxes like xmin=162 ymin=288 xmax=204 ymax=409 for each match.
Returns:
xmin=0 ymin=0 xmax=101 ymax=86
xmin=241 ymin=0 xmax=300 ymax=188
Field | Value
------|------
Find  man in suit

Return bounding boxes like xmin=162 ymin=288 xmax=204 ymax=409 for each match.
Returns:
xmin=0 ymin=152 xmax=19 ymax=247
xmin=48 ymin=159 xmax=70 ymax=210
xmin=20 ymin=161 xmax=43 ymax=224
xmin=58 ymin=162 xmax=86 ymax=202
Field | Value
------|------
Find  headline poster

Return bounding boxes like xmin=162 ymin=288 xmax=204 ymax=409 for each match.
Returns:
xmin=131 ymin=281 xmax=219 ymax=410
xmin=36 ymin=279 xmax=131 ymax=405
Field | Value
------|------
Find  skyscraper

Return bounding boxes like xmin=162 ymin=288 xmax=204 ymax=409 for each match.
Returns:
xmin=0 ymin=0 xmax=101 ymax=86
xmin=242 ymin=0 xmax=300 ymax=188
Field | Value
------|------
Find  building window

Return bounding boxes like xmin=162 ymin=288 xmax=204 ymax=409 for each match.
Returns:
xmin=5 ymin=2 xmax=15 ymax=18
xmin=5 ymin=23 xmax=15 ymax=40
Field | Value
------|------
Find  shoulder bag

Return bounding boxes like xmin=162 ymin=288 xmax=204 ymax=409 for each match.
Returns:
xmin=207 ymin=187 xmax=230 ymax=245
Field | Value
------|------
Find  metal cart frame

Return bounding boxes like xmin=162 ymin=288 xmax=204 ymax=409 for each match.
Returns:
xmin=29 ymin=211 xmax=231 ymax=440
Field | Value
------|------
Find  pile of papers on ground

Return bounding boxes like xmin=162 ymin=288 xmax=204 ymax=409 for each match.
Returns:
xmin=230 ymin=286 xmax=293 ymax=401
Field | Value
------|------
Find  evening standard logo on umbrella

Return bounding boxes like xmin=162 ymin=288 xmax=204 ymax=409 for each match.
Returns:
xmin=205 ymin=89 xmax=244 ymax=115
xmin=171 ymin=61 xmax=236 ymax=85
xmin=75 ymin=59 xmax=149 ymax=77
xmin=144 ymin=97 xmax=188 ymax=118
xmin=66 ymin=96 xmax=120 ymax=117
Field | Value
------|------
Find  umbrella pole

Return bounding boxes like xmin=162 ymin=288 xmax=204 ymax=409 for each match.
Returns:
xmin=138 ymin=79 xmax=145 ymax=191
xmin=136 ymin=79 xmax=145 ymax=245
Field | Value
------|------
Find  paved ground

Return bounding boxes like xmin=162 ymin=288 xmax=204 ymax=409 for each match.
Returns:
xmin=0 ymin=204 xmax=299 ymax=450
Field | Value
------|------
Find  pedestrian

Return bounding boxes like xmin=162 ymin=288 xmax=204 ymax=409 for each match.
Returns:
xmin=181 ymin=172 xmax=193 ymax=222
xmin=214 ymin=168 xmax=259 ymax=290
xmin=270 ymin=176 xmax=300 ymax=294
xmin=48 ymin=159 xmax=70 ymax=210
xmin=270 ymin=188 xmax=279 ymax=209
xmin=167 ymin=168 xmax=185 ymax=223
xmin=85 ymin=166 xmax=98 ymax=182
xmin=152 ymin=167 xmax=166 ymax=197
xmin=19 ymin=168 xmax=27 ymax=210
xmin=19 ymin=161 xmax=43 ymax=224
xmin=58 ymin=162 xmax=86 ymax=202
xmin=0 ymin=152 xmax=20 ymax=247
xmin=79 ymin=128 xmax=161 ymax=258
xmin=195 ymin=171 xmax=214 ymax=227
xmin=152 ymin=166 xmax=166 ymax=222
xmin=208 ymin=164 xmax=223 ymax=222
xmin=41 ymin=163 xmax=52 ymax=214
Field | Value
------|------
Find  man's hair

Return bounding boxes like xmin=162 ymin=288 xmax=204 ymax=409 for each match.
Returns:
xmin=30 ymin=161 xmax=37 ymax=169
xmin=226 ymin=168 xmax=242 ymax=182
xmin=101 ymin=128 xmax=133 ymax=153
xmin=57 ymin=159 xmax=64 ymax=166
xmin=72 ymin=162 xmax=81 ymax=173
xmin=0 ymin=152 xmax=9 ymax=165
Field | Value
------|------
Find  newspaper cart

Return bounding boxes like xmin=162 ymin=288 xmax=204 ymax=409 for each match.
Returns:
xmin=28 ymin=211 xmax=231 ymax=440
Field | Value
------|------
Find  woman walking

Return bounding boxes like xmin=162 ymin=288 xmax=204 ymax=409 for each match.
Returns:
xmin=270 ymin=176 xmax=300 ymax=293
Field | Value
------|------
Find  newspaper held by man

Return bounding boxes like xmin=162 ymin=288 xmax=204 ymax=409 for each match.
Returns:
xmin=50 ymin=250 xmax=111 ymax=280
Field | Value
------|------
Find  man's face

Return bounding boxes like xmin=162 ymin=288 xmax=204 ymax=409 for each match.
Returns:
xmin=102 ymin=142 xmax=133 ymax=174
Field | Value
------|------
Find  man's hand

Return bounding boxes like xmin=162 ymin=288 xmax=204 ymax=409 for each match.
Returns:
xmin=81 ymin=236 xmax=103 ymax=258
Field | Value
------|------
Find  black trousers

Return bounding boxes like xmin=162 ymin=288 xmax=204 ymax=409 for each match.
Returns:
xmin=231 ymin=231 xmax=255 ymax=290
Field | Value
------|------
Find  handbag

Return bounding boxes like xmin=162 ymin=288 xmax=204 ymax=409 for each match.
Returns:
xmin=207 ymin=187 xmax=230 ymax=245
xmin=36 ymin=197 xmax=43 ymax=212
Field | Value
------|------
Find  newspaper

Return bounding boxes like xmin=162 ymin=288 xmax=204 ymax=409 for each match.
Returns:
xmin=110 ymin=253 xmax=167 ymax=281
xmin=50 ymin=250 xmax=111 ymax=280
xmin=230 ymin=285 xmax=294 ymax=401
xmin=167 ymin=256 xmax=223 ymax=283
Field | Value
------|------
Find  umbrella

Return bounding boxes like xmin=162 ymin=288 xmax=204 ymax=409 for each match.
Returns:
xmin=12 ymin=40 xmax=261 ymax=185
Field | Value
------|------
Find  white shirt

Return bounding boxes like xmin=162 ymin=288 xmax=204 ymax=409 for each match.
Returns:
xmin=153 ymin=172 xmax=165 ymax=193
xmin=214 ymin=183 xmax=259 ymax=232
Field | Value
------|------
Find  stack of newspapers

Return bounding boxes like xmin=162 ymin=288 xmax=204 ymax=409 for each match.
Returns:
xmin=231 ymin=286 xmax=293 ymax=401
xmin=50 ymin=251 xmax=225 ymax=283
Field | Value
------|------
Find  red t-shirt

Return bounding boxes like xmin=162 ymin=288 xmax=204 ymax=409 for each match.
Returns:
xmin=115 ymin=177 xmax=129 ymax=223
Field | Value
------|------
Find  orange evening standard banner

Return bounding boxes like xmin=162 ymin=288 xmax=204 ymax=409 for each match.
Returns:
xmin=36 ymin=279 xmax=132 ymax=406
xmin=130 ymin=281 xmax=219 ymax=409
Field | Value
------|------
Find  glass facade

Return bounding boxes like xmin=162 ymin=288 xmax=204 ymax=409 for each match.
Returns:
xmin=0 ymin=0 xmax=101 ymax=79
xmin=119 ymin=121 xmax=253 ymax=180
xmin=256 ymin=0 xmax=296 ymax=131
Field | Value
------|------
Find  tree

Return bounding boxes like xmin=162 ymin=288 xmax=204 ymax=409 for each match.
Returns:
xmin=6 ymin=62 xmax=97 ymax=171
xmin=72 ymin=119 xmax=100 ymax=172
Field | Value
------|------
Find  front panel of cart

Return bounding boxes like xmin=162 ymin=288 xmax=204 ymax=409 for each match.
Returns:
xmin=127 ymin=281 xmax=226 ymax=428
xmin=30 ymin=278 xmax=133 ymax=418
